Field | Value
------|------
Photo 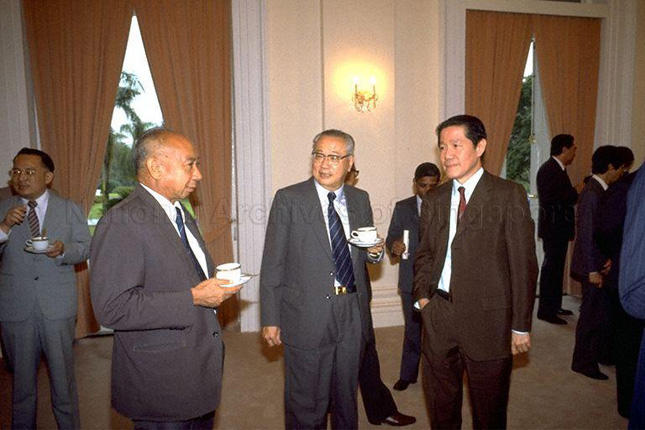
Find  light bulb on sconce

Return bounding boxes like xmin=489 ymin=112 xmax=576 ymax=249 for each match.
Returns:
xmin=352 ymin=76 xmax=378 ymax=113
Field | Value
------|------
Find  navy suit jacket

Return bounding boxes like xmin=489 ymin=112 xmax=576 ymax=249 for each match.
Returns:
xmin=537 ymin=157 xmax=578 ymax=240
xmin=571 ymin=177 xmax=607 ymax=278
xmin=386 ymin=195 xmax=419 ymax=294
xmin=619 ymin=166 xmax=645 ymax=429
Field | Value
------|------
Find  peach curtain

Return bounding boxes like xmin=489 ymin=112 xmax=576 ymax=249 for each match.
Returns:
xmin=534 ymin=15 xmax=601 ymax=297
xmin=23 ymin=0 xmax=133 ymax=337
xmin=133 ymin=0 xmax=235 ymax=324
xmin=466 ymin=11 xmax=533 ymax=175
xmin=533 ymin=15 xmax=601 ymax=187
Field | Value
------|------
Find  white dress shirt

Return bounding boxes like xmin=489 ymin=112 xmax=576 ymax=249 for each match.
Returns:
xmin=140 ymin=183 xmax=209 ymax=278
xmin=437 ymin=167 xmax=484 ymax=293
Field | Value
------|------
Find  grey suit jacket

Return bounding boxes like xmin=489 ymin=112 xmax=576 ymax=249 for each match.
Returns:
xmin=90 ymin=184 xmax=223 ymax=421
xmin=386 ymin=195 xmax=419 ymax=294
xmin=571 ymin=177 xmax=607 ymax=278
xmin=0 ymin=191 xmax=90 ymax=322
xmin=260 ymin=178 xmax=378 ymax=348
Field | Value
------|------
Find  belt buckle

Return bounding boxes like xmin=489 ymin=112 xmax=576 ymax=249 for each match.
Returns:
xmin=334 ymin=285 xmax=348 ymax=295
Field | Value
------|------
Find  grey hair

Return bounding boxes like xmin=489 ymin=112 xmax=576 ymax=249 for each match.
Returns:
xmin=312 ymin=129 xmax=355 ymax=155
xmin=133 ymin=127 xmax=172 ymax=172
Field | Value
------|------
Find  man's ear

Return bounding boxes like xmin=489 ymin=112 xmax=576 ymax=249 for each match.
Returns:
xmin=44 ymin=171 xmax=54 ymax=186
xmin=476 ymin=139 xmax=487 ymax=157
xmin=146 ymin=157 xmax=163 ymax=180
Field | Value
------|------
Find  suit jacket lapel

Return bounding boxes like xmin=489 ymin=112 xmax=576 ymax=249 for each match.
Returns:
xmin=344 ymin=186 xmax=361 ymax=263
xmin=135 ymin=185 xmax=201 ymax=280
xmin=41 ymin=191 xmax=61 ymax=234
xmin=305 ymin=178 xmax=334 ymax=263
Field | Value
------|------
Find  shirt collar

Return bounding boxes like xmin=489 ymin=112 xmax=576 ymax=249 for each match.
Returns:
xmin=451 ymin=167 xmax=484 ymax=199
xmin=314 ymin=179 xmax=345 ymax=203
xmin=139 ymin=182 xmax=183 ymax=220
xmin=21 ymin=189 xmax=49 ymax=207
xmin=591 ymin=174 xmax=609 ymax=191
xmin=552 ymin=156 xmax=566 ymax=171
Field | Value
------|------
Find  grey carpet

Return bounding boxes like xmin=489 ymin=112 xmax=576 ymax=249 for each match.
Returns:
xmin=0 ymin=296 xmax=629 ymax=429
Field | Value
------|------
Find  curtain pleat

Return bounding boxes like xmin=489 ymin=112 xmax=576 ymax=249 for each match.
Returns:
xmin=133 ymin=0 xmax=235 ymax=325
xmin=534 ymin=15 xmax=601 ymax=187
xmin=534 ymin=15 xmax=601 ymax=297
xmin=466 ymin=11 xmax=533 ymax=175
xmin=23 ymin=0 xmax=133 ymax=338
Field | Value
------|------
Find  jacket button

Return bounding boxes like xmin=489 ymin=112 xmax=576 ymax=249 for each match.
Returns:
xmin=212 ymin=332 xmax=219 ymax=337
xmin=325 ymin=294 xmax=331 ymax=300
xmin=34 ymin=277 xmax=39 ymax=281
xmin=330 ymin=272 xmax=334 ymax=276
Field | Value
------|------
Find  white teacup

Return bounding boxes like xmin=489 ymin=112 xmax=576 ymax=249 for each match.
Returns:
xmin=351 ymin=227 xmax=378 ymax=242
xmin=215 ymin=263 xmax=242 ymax=284
xmin=26 ymin=236 xmax=49 ymax=252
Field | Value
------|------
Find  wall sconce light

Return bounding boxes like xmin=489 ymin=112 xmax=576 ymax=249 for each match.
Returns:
xmin=352 ymin=77 xmax=378 ymax=113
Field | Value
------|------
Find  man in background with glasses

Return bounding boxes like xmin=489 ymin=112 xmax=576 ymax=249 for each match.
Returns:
xmin=261 ymin=129 xmax=384 ymax=429
xmin=0 ymin=148 xmax=91 ymax=429
xmin=386 ymin=162 xmax=440 ymax=392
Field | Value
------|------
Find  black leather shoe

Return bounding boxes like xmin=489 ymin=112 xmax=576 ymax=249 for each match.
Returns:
xmin=537 ymin=315 xmax=567 ymax=325
xmin=393 ymin=379 xmax=416 ymax=391
xmin=573 ymin=368 xmax=609 ymax=380
xmin=558 ymin=308 xmax=574 ymax=316
xmin=382 ymin=412 xmax=416 ymax=426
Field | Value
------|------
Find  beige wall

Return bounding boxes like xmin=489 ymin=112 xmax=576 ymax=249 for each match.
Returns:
xmin=267 ymin=0 xmax=441 ymax=293
xmin=632 ymin=0 xmax=645 ymax=166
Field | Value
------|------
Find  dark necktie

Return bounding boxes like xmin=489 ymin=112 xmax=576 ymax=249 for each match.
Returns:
xmin=175 ymin=206 xmax=207 ymax=281
xmin=28 ymin=200 xmax=40 ymax=237
xmin=327 ymin=192 xmax=355 ymax=292
xmin=458 ymin=186 xmax=467 ymax=222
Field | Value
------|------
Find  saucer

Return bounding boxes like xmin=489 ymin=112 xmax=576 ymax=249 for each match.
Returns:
xmin=220 ymin=275 xmax=253 ymax=288
xmin=348 ymin=237 xmax=384 ymax=248
xmin=25 ymin=245 xmax=54 ymax=254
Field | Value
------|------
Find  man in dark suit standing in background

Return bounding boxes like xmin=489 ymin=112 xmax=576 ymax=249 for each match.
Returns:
xmin=261 ymin=129 xmax=384 ymax=429
xmin=414 ymin=115 xmax=537 ymax=429
xmin=571 ymin=145 xmax=625 ymax=381
xmin=536 ymin=134 xmax=578 ymax=325
xmin=91 ymin=129 xmax=241 ymax=429
xmin=1 ymin=148 xmax=91 ymax=429
xmin=386 ymin=162 xmax=440 ymax=391
xmin=346 ymin=165 xmax=416 ymax=427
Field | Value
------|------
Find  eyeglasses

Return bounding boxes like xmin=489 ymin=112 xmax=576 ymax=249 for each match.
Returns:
xmin=312 ymin=151 xmax=352 ymax=165
xmin=9 ymin=168 xmax=37 ymax=177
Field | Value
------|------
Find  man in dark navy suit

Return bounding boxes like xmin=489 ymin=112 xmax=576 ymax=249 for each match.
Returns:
xmin=386 ymin=162 xmax=440 ymax=391
xmin=571 ymin=145 xmax=625 ymax=380
xmin=536 ymin=134 xmax=579 ymax=325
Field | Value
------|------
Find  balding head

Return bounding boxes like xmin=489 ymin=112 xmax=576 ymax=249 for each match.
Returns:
xmin=134 ymin=128 xmax=203 ymax=202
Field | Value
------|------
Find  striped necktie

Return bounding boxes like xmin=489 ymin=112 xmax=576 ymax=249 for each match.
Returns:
xmin=327 ymin=192 xmax=355 ymax=292
xmin=27 ymin=200 xmax=40 ymax=237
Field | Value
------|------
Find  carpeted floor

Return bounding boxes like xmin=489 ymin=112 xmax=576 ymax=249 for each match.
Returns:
xmin=0 ymin=296 xmax=630 ymax=429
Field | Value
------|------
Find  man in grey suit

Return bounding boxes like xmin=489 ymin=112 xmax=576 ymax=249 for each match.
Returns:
xmin=386 ymin=162 xmax=440 ymax=391
xmin=571 ymin=145 xmax=625 ymax=380
xmin=0 ymin=148 xmax=91 ymax=430
xmin=261 ymin=129 xmax=384 ymax=429
xmin=91 ymin=129 xmax=241 ymax=429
